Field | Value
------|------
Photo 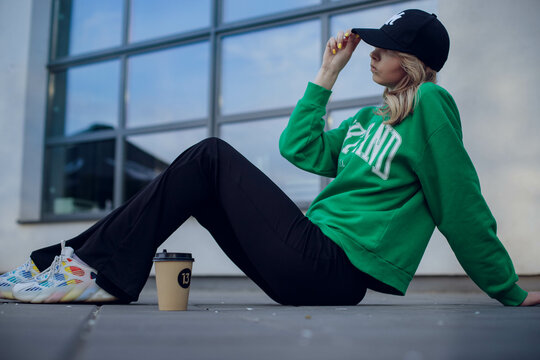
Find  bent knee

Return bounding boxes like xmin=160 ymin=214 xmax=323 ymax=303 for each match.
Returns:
xmin=197 ymin=137 xmax=234 ymax=152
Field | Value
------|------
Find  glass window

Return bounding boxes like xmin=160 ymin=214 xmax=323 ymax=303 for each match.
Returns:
xmin=55 ymin=0 xmax=123 ymax=58
xmin=127 ymin=43 xmax=210 ymax=128
xmin=221 ymin=21 xmax=320 ymax=115
xmin=327 ymin=108 xmax=363 ymax=130
xmin=44 ymin=0 xmax=440 ymax=218
xmin=130 ymin=0 xmax=211 ymax=42
xmin=223 ymin=0 xmax=320 ymax=23
xmin=49 ymin=60 xmax=120 ymax=137
xmin=124 ymin=128 xmax=207 ymax=200
xmin=330 ymin=0 xmax=436 ymax=100
xmin=220 ymin=117 xmax=320 ymax=203
xmin=44 ymin=141 xmax=115 ymax=215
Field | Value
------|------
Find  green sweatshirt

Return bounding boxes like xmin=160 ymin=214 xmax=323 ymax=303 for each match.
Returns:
xmin=279 ymin=81 xmax=528 ymax=306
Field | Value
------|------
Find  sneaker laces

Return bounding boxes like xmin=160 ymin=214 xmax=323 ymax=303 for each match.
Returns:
xmin=11 ymin=259 xmax=39 ymax=283
xmin=33 ymin=241 xmax=73 ymax=284
xmin=6 ymin=258 xmax=34 ymax=276
xmin=21 ymin=259 xmax=35 ymax=273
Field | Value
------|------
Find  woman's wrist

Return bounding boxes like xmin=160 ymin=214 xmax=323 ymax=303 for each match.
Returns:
xmin=314 ymin=66 xmax=340 ymax=91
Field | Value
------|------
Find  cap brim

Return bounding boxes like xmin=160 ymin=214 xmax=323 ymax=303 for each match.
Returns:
xmin=351 ymin=28 xmax=405 ymax=52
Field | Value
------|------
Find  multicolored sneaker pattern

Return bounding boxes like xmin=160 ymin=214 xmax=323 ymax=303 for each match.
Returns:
xmin=0 ymin=259 xmax=41 ymax=299
xmin=12 ymin=243 xmax=117 ymax=303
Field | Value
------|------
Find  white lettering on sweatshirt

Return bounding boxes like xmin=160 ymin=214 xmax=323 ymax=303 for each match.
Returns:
xmin=341 ymin=121 xmax=402 ymax=180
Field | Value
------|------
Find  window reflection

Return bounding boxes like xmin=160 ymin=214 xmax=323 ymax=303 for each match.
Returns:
xmin=221 ymin=21 xmax=320 ymax=115
xmin=127 ymin=43 xmax=210 ymax=128
xmin=46 ymin=0 xmax=439 ymax=216
xmin=223 ymin=0 xmax=320 ymax=23
xmin=49 ymin=60 xmax=120 ymax=137
xmin=220 ymin=118 xmax=320 ymax=203
xmin=124 ymin=128 xmax=207 ymax=200
xmin=44 ymin=141 xmax=115 ymax=215
xmin=330 ymin=0 xmax=436 ymax=100
xmin=130 ymin=0 xmax=210 ymax=42
xmin=55 ymin=0 xmax=123 ymax=57
xmin=327 ymin=108 xmax=363 ymax=130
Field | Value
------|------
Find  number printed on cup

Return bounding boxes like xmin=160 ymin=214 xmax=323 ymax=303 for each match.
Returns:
xmin=178 ymin=268 xmax=191 ymax=289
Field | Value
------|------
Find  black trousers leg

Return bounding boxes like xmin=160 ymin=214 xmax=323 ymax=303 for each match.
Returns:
xmin=31 ymin=138 xmax=369 ymax=304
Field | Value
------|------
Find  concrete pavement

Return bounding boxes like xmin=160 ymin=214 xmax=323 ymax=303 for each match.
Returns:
xmin=1 ymin=276 xmax=539 ymax=360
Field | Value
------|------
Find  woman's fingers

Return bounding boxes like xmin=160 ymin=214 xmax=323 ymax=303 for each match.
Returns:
xmin=328 ymin=37 xmax=337 ymax=55
xmin=345 ymin=29 xmax=361 ymax=53
xmin=329 ymin=29 xmax=360 ymax=56
xmin=336 ymin=30 xmax=345 ymax=51
xmin=321 ymin=29 xmax=362 ymax=73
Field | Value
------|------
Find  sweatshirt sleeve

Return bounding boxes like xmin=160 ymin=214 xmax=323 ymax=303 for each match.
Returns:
xmin=279 ymin=82 xmax=351 ymax=177
xmin=413 ymin=89 xmax=528 ymax=307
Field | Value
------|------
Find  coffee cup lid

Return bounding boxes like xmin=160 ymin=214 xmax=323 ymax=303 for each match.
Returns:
xmin=153 ymin=249 xmax=194 ymax=262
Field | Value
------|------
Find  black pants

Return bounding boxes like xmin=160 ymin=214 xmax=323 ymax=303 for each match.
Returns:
xmin=31 ymin=138 xmax=378 ymax=305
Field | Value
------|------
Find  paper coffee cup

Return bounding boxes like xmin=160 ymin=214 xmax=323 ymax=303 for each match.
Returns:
xmin=153 ymin=250 xmax=194 ymax=311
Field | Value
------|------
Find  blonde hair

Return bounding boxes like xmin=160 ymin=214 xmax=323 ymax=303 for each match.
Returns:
xmin=376 ymin=52 xmax=438 ymax=126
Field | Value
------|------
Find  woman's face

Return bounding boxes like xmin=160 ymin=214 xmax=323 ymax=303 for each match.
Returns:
xmin=369 ymin=48 xmax=406 ymax=89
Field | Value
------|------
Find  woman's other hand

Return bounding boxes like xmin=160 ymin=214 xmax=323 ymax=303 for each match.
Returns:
xmin=520 ymin=291 xmax=540 ymax=306
xmin=314 ymin=29 xmax=362 ymax=90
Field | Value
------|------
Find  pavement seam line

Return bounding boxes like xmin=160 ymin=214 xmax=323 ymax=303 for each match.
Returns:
xmin=61 ymin=305 xmax=102 ymax=360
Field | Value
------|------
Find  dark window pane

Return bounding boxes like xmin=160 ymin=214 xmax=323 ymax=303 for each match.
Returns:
xmin=55 ymin=0 xmax=123 ymax=58
xmin=124 ymin=129 xmax=207 ymax=200
xmin=330 ymin=0 xmax=436 ymax=100
xmin=127 ymin=43 xmax=209 ymax=128
xmin=49 ymin=60 xmax=120 ymax=137
xmin=223 ymin=0 xmax=320 ymax=23
xmin=220 ymin=118 xmax=320 ymax=203
xmin=130 ymin=0 xmax=211 ymax=42
xmin=221 ymin=21 xmax=320 ymax=115
xmin=44 ymin=141 xmax=115 ymax=215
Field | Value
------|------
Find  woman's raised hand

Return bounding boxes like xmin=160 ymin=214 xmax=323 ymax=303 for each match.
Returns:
xmin=314 ymin=29 xmax=362 ymax=90
xmin=323 ymin=29 xmax=362 ymax=72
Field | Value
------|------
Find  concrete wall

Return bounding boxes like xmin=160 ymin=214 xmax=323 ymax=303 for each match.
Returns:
xmin=1 ymin=0 xmax=538 ymax=277
xmin=417 ymin=0 xmax=540 ymax=274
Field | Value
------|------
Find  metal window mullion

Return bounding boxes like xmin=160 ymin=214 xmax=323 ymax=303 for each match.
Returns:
xmin=40 ymin=212 xmax=110 ymax=223
xmin=48 ymin=30 xmax=212 ymax=71
xmin=123 ymin=0 xmax=131 ymax=45
xmin=114 ymin=53 xmax=128 ymax=208
xmin=219 ymin=107 xmax=295 ymax=125
xmin=123 ymin=119 xmax=209 ymax=136
xmin=48 ymin=0 xmax=59 ymax=62
xmin=45 ymin=118 xmax=210 ymax=146
xmin=40 ymin=0 xmax=61 ymax=219
xmin=327 ymin=95 xmax=383 ymax=110
xmin=320 ymin=13 xmax=332 ymax=190
xmin=41 ymin=62 xmax=63 ymax=217
xmin=114 ymin=132 xmax=125 ymax=208
xmin=113 ymin=1 xmax=130 ymax=208
xmin=209 ymin=0 xmax=220 ymax=137
xmin=321 ymin=12 xmax=330 ymax=126
xmin=45 ymin=132 xmax=116 ymax=146
xmin=208 ymin=35 xmax=219 ymax=138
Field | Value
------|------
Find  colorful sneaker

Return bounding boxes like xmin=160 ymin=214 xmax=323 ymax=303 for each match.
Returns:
xmin=12 ymin=242 xmax=118 ymax=303
xmin=0 ymin=258 xmax=41 ymax=299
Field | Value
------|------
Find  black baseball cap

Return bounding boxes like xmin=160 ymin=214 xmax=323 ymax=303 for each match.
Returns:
xmin=351 ymin=9 xmax=450 ymax=71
